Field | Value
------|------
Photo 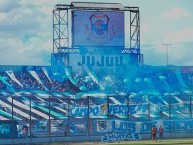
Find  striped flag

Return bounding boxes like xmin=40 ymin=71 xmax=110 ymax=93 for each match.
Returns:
xmin=28 ymin=70 xmax=48 ymax=91
xmin=0 ymin=75 xmax=15 ymax=92
xmin=6 ymin=71 xmax=23 ymax=87
xmin=41 ymin=67 xmax=52 ymax=83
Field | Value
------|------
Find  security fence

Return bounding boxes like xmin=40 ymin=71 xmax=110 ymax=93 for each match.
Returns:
xmin=0 ymin=93 xmax=193 ymax=139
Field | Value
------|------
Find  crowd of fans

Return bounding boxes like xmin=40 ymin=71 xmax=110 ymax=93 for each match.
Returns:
xmin=0 ymin=65 xmax=193 ymax=122
xmin=0 ymin=66 xmax=99 ymax=93
xmin=0 ymin=65 xmax=193 ymax=96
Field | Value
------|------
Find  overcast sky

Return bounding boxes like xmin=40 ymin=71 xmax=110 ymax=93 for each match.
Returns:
xmin=0 ymin=0 xmax=193 ymax=66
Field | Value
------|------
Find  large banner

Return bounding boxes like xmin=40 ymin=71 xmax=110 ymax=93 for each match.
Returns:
xmin=50 ymin=120 xmax=66 ymax=136
xmin=31 ymin=120 xmax=49 ymax=136
xmin=93 ymin=119 xmax=193 ymax=134
xmin=72 ymin=11 xmax=124 ymax=47
xmin=68 ymin=118 xmax=88 ymax=136
xmin=0 ymin=123 xmax=12 ymax=138
xmin=17 ymin=124 xmax=29 ymax=138
xmin=0 ymin=121 xmax=18 ymax=139
xmin=101 ymin=133 xmax=141 ymax=142
xmin=52 ymin=118 xmax=193 ymax=136
xmin=69 ymin=96 xmax=108 ymax=118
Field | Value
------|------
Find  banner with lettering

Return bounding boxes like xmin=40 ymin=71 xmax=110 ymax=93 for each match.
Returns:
xmin=101 ymin=133 xmax=141 ymax=142
xmin=92 ymin=118 xmax=193 ymax=134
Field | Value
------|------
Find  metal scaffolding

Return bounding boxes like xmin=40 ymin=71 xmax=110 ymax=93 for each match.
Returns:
xmin=53 ymin=2 xmax=140 ymax=57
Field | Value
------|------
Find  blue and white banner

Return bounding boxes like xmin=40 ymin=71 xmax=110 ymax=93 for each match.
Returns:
xmin=31 ymin=120 xmax=49 ymax=136
xmin=41 ymin=67 xmax=52 ymax=83
xmin=101 ymin=133 xmax=141 ymax=142
xmin=28 ymin=70 xmax=48 ymax=91
xmin=0 ymin=75 xmax=15 ymax=92
xmin=65 ymin=67 xmax=77 ymax=85
xmin=6 ymin=71 xmax=23 ymax=87
xmin=28 ymin=70 xmax=43 ymax=85
xmin=82 ymin=64 xmax=99 ymax=84
xmin=69 ymin=103 xmax=108 ymax=118
xmin=95 ymin=119 xmax=193 ymax=134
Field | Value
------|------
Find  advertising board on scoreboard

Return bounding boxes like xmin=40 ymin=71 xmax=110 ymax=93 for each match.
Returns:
xmin=72 ymin=10 xmax=125 ymax=47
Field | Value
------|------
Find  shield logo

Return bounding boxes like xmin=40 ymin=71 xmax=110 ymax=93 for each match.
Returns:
xmin=90 ymin=13 xmax=109 ymax=43
xmin=97 ymin=121 xmax=107 ymax=131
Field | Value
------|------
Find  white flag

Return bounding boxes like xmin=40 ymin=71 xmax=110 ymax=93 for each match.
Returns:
xmin=28 ymin=70 xmax=48 ymax=91
xmin=6 ymin=71 xmax=23 ymax=87
xmin=41 ymin=67 xmax=52 ymax=83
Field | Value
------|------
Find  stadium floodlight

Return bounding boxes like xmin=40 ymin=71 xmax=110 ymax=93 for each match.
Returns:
xmin=162 ymin=43 xmax=172 ymax=66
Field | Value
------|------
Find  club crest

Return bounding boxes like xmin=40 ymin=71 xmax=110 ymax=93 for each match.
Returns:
xmin=97 ymin=121 xmax=107 ymax=131
xmin=84 ymin=12 xmax=116 ymax=46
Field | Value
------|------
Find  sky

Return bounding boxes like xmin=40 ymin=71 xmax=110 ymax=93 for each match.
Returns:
xmin=0 ymin=0 xmax=193 ymax=66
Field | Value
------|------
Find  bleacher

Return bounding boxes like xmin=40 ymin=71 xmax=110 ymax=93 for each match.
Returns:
xmin=0 ymin=65 xmax=193 ymax=139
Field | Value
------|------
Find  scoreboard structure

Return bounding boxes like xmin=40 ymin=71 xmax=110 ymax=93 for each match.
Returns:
xmin=52 ymin=2 xmax=143 ymax=72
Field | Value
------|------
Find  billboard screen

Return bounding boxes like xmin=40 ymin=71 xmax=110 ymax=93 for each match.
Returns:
xmin=72 ymin=11 xmax=125 ymax=47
